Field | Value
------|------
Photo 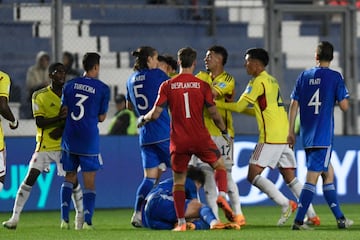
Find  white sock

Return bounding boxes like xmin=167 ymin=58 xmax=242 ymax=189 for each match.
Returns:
xmin=0 ymin=182 xmax=3 ymax=192
xmin=12 ymin=183 xmax=32 ymax=221
xmin=227 ymin=171 xmax=243 ymax=215
xmin=252 ymin=175 xmax=288 ymax=209
xmin=202 ymin=166 xmax=220 ymax=220
xmin=287 ymin=178 xmax=317 ymax=218
xmin=72 ymin=184 xmax=84 ymax=215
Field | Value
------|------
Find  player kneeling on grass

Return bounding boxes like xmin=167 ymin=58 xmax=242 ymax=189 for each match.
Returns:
xmin=142 ymin=166 xmax=240 ymax=230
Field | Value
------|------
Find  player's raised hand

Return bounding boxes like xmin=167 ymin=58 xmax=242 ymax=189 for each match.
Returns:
xmin=9 ymin=119 xmax=18 ymax=130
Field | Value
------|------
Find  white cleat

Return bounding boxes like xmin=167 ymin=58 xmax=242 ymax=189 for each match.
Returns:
xmin=2 ymin=218 xmax=18 ymax=230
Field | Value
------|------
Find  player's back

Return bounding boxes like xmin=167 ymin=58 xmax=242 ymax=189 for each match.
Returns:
xmin=62 ymin=76 xmax=110 ymax=155
xmin=295 ymin=67 xmax=347 ymax=147
xmin=160 ymin=73 xmax=214 ymax=150
xmin=127 ymin=68 xmax=170 ymax=145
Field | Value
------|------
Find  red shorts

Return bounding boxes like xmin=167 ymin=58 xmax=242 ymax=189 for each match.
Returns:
xmin=171 ymin=138 xmax=220 ymax=172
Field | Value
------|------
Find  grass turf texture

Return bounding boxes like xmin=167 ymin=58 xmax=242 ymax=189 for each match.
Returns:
xmin=0 ymin=204 xmax=358 ymax=240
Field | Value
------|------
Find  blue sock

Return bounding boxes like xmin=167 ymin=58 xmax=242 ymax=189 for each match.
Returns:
xmin=323 ymin=183 xmax=343 ymax=219
xmin=199 ymin=205 xmax=216 ymax=227
xmin=134 ymin=177 xmax=156 ymax=211
xmin=60 ymin=181 xmax=73 ymax=222
xmin=83 ymin=189 xmax=96 ymax=225
xmin=294 ymin=183 xmax=315 ymax=224
xmin=192 ymin=218 xmax=210 ymax=230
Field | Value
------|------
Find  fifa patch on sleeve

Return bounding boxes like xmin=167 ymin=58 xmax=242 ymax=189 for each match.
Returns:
xmin=245 ymin=86 xmax=252 ymax=94
xmin=218 ymin=82 xmax=226 ymax=89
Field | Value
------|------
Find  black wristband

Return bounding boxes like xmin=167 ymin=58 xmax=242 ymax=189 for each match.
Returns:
xmin=221 ymin=129 xmax=227 ymax=135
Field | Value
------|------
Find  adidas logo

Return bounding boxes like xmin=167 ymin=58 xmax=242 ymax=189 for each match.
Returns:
xmin=50 ymin=103 xmax=56 ymax=107
xmin=61 ymin=202 xmax=69 ymax=207
xmin=330 ymin=203 xmax=337 ymax=208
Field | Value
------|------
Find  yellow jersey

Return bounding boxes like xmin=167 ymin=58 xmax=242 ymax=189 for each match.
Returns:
xmin=0 ymin=71 xmax=11 ymax=150
xmin=196 ymin=71 xmax=235 ymax=137
xmin=242 ymin=71 xmax=288 ymax=143
xmin=32 ymin=86 xmax=63 ymax=152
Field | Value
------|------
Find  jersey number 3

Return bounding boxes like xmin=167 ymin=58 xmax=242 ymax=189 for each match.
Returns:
xmin=71 ymin=93 xmax=89 ymax=121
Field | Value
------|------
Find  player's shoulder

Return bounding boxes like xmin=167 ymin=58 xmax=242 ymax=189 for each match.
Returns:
xmin=219 ymin=71 xmax=235 ymax=82
xmin=32 ymin=86 xmax=50 ymax=99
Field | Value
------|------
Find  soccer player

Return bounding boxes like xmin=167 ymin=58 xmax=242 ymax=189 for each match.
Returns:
xmin=138 ymin=47 xmax=234 ymax=231
xmin=0 ymin=71 xmax=19 ymax=191
xmin=288 ymin=41 xmax=353 ymax=230
xmin=2 ymin=63 xmax=84 ymax=230
xmin=189 ymin=45 xmax=245 ymax=226
xmin=142 ymin=166 xmax=239 ymax=230
xmin=215 ymin=48 xmax=319 ymax=226
xmin=60 ymin=53 xmax=110 ymax=230
xmin=127 ymin=46 xmax=171 ymax=228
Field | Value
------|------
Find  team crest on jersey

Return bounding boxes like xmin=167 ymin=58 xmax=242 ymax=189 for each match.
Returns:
xmin=218 ymin=82 xmax=226 ymax=89
xmin=245 ymin=86 xmax=252 ymax=94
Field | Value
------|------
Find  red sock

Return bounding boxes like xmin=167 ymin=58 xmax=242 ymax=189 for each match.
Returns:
xmin=173 ymin=184 xmax=185 ymax=219
xmin=215 ymin=168 xmax=227 ymax=193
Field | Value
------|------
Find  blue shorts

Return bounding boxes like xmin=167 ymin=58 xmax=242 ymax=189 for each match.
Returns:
xmin=142 ymin=191 xmax=190 ymax=230
xmin=61 ymin=150 xmax=103 ymax=172
xmin=141 ymin=140 xmax=170 ymax=169
xmin=305 ymin=147 xmax=332 ymax=172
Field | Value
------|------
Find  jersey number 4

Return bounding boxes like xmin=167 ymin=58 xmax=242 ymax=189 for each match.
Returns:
xmin=307 ymin=88 xmax=321 ymax=114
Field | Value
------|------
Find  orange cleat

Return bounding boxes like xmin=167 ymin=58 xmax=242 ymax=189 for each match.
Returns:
xmin=306 ymin=216 xmax=321 ymax=226
xmin=234 ymin=214 xmax=246 ymax=226
xmin=217 ymin=196 xmax=235 ymax=222
xmin=172 ymin=223 xmax=187 ymax=232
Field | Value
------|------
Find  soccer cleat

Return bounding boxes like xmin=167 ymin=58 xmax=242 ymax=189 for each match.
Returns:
xmin=277 ymin=200 xmax=297 ymax=226
xmin=217 ymin=196 xmax=235 ymax=222
xmin=174 ymin=222 xmax=195 ymax=230
xmin=234 ymin=214 xmax=246 ymax=226
xmin=74 ymin=212 xmax=84 ymax=230
xmin=130 ymin=211 xmax=142 ymax=228
xmin=337 ymin=217 xmax=353 ymax=229
xmin=82 ymin=222 xmax=94 ymax=230
xmin=2 ymin=218 xmax=18 ymax=230
xmin=172 ymin=223 xmax=186 ymax=231
xmin=305 ymin=216 xmax=321 ymax=226
xmin=60 ymin=220 xmax=70 ymax=230
xmin=224 ymin=222 xmax=241 ymax=230
xmin=292 ymin=222 xmax=314 ymax=230
xmin=210 ymin=222 xmax=226 ymax=230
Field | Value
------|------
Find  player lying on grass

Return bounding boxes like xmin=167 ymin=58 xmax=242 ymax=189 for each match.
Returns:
xmin=142 ymin=166 xmax=240 ymax=230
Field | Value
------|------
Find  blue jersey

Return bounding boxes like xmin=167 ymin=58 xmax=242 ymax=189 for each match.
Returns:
xmin=142 ymin=177 xmax=198 ymax=229
xmin=126 ymin=68 xmax=170 ymax=145
xmin=61 ymin=76 xmax=110 ymax=155
xmin=148 ymin=177 xmax=198 ymax=199
xmin=290 ymin=67 xmax=349 ymax=148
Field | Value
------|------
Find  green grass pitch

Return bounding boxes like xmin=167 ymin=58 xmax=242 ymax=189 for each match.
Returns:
xmin=0 ymin=204 xmax=358 ymax=240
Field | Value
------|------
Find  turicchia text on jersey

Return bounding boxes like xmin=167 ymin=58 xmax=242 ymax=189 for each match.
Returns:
xmin=74 ymin=83 xmax=96 ymax=94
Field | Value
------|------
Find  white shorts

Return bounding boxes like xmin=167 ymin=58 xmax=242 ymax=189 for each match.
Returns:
xmin=189 ymin=135 xmax=233 ymax=169
xmin=0 ymin=150 xmax=6 ymax=177
xmin=249 ymin=143 xmax=296 ymax=169
xmin=29 ymin=151 xmax=65 ymax=176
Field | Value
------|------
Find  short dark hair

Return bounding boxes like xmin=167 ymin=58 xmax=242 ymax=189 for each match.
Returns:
xmin=82 ymin=52 xmax=100 ymax=72
xmin=49 ymin=62 xmax=65 ymax=74
xmin=186 ymin=166 xmax=205 ymax=187
xmin=317 ymin=41 xmax=334 ymax=61
xmin=208 ymin=45 xmax=228 ymax=66
xmin=158 ymin=54 xmax=177 ymax=71
xmin=178 ymin=47 xmax=197 ymax=68
xmin=245 ymin=48 xmax=269 ymax=67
